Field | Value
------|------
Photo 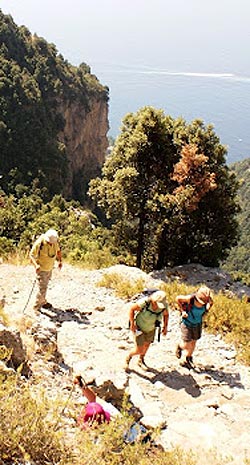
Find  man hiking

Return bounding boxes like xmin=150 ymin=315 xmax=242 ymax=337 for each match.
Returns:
xmin=30 ymin=229 xmax=62 ymax=314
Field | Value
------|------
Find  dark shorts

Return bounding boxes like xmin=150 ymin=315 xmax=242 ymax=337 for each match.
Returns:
xmin=181 ymin=322 xmax=202 ymax=342
xmin=136 ymin=329 xmax=156 ymax=346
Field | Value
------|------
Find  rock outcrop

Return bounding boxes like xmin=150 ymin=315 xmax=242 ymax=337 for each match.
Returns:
xmin=0 ymin=323 xmax=30 ymax=376
xmin=58 ymin=95 xmax=109 ymax=199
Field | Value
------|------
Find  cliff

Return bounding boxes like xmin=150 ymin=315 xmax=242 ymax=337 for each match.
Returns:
xmin=0 ymin=10 xmax=109 ymax=201
xmin=59 ymin=96 xmax=109 ymax=200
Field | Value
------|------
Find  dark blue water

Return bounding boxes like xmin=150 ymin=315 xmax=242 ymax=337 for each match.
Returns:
xmin=93 ymin=64 xmax=250 ymax=164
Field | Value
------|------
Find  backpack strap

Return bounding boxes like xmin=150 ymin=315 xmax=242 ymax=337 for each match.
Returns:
xmin=38 ymin=238 xmax=45 ymax=257
xmin=144 ymin=300 xmax=164 ymax=316
xmin=181 ymin=295 xmax=194 ymax=317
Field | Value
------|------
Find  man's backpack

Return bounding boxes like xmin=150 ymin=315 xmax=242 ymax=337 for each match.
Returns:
xmin=130 ymin=288 xmax=160 ymax=303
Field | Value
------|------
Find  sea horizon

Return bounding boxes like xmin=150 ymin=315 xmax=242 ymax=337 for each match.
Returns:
xmin=90 ymin=62 xmax=250 ymax=165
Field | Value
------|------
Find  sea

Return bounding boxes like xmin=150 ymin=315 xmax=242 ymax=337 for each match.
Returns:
xmin=92 ymin=63 xmax=250 ymax=165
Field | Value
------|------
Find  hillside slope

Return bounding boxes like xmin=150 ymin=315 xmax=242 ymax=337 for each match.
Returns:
xmin=0 ymin=10 xmax=109 ymax=201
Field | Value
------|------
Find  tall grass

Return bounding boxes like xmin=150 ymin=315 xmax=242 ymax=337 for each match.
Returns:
xmin=0 ymin=374 xmax=72 ymax=465
xmin=205 ymin=292 xmax=250 ymax=364
xmin=97 ymin=272 xmax=147 ymax=299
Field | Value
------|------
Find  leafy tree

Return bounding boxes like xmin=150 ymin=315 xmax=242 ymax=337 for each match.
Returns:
xmin=89 ymin=107 xmax=178 ymax=268
xmin=89 ymin=107 xmax=239 ymax=270
xmin=157 ymin=120 xmax=239 ymax=268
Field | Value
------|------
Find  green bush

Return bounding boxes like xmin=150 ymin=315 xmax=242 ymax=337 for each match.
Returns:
xmin=0 ymin=236 xmax=16 ymax=258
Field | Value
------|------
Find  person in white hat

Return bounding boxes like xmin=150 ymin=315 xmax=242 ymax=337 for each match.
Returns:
xmin=175 ymin=286 xmax=213 ymax=369
xmin=125 ymin=290 xmax=169 ymax=371
xmin=30 ymin=229 xmax=62 ymax=313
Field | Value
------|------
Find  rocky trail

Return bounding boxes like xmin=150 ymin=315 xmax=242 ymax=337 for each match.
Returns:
xmin=0 ymin=262 xmax=250 ymax=465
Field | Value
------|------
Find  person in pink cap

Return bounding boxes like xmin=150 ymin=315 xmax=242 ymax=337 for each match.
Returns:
xmin=175 ymin=286 xmax=213 ymax=369
xmin=73 ymin=376 xmax=110 ymax=429
xmin=73 ymin=375 xmax=155 ymax=446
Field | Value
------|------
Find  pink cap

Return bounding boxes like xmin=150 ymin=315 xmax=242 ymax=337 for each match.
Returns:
xmin=78 ymin=402 xmax=111 ymax=429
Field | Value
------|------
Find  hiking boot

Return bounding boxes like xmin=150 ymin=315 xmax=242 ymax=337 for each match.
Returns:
xmin=125 ymin=355 xmax=132 ymax=372
xmin=186 ymin=356 xmax=194 ymax=368
xmin=137 ymin=357 xmax=148 ymax=371
xmin=175 ymin=345 xmax=182 ymax=359
xmin=42 ymin=302 xmax=53 ymax=309
xmin=180 ymin=356 xmax=194 ymax=370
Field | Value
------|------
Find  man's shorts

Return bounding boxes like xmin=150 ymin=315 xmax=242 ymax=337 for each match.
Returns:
xmin=181 ymin=322 xmax=202 ymax=342
xmin=136 ymin=329 xmax=156 ymax=346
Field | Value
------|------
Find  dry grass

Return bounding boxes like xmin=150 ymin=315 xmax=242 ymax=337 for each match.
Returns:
xmin=0 ymin=370 xmax=233 ymax=465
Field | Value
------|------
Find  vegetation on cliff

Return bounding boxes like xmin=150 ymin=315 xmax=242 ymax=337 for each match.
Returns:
xmin=0 ymin=10 xmax=108 ymax=200
xmin=222 ymin=158 xmax=250 ymax=278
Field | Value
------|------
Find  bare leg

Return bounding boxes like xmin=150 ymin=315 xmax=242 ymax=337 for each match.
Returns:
xmin=127 ymin=341 xmax=150 ymax=359
xmin=125 ymin=341 xmax=151 ymax=370
xmin=181 ymin=340 xmax=196 ymax=358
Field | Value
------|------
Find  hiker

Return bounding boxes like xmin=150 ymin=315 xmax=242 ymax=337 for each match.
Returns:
xmin=73 ymin=375 xmax=111 ymax=429
xmin=30 ymin=229 xmax=62 ymax=314
xmin=175 ymin=286 xmax=213 ymax=368
xmin=73 ymin=375 xmax=154 ymax=445
xmin=125 ymin=290 xmax=169 ymax=371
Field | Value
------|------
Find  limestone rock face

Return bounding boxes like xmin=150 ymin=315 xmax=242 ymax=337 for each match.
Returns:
xmin=58 ymin=96 xmax=109 ymax=199
xmin=0 ymin=323 xmax=29 ymax=375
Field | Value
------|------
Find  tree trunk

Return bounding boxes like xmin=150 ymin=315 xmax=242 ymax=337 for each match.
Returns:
xmin=136 ymin=209 xmax=146 ymax=268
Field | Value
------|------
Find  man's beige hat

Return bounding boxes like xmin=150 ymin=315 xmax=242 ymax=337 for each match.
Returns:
xmin=44 ymin=229 xmax=58 ymax=244
xmin=150 ymin=290 xmax=167 ymax=309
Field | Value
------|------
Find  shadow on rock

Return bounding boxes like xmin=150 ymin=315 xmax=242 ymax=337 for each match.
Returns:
xmin=128 ymin=367 xmax=202 ymax=398
xmin=195 ymin=364 xmax=245 ymax=389
xmin=40 ymin=307 xmax=92 ymax=326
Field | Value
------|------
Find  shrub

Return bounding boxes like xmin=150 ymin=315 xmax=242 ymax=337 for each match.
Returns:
xmin=97 ymin=272 xmax=147 ymax=299
xmin=0 ymin=237 xmax=16 ymax=259
xmin=0 ymin=374 xmax=72 ymax=465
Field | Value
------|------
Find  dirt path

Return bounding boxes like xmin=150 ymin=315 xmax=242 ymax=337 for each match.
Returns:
xmin=1 ymin=263 xmax=250 ymax=464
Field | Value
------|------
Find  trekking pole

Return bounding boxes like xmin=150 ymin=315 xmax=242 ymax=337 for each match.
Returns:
xmin=53 ymin=374 xmax=88 ymax=431
xmin=155 ymin=321 xmax=161 ymax=342
xmin=59 ymin=383 xmax=75 ymax=417
xmin=157 ymin=325 xmax=161 ymax=342
xmin=53 ymin=383 xmax=75 ymax=431
xmin=23 ymin=278 xmax=36 ymax=314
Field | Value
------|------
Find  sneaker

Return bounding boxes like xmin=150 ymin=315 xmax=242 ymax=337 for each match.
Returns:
xmin=42 ymin=302 xmax=53 ymax=309
xmin=175 ymin=345 xmax=182 ymax=359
